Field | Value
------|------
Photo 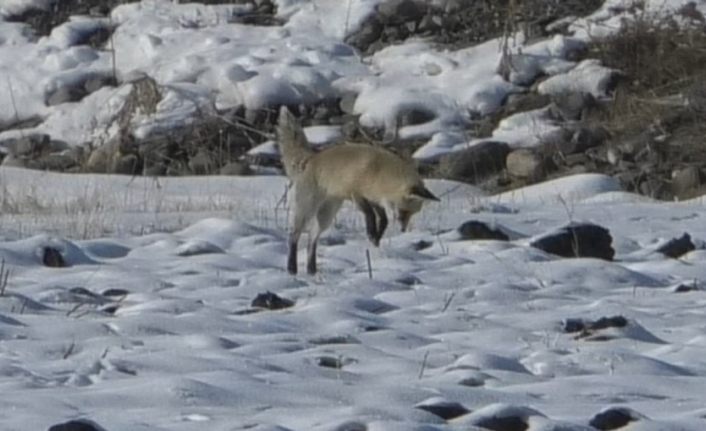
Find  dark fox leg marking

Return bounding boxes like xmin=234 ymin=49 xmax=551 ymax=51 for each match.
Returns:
xmin=356 ymin=197 xmax=380 ymax=246
xmin=287 ymin=236 xmax=299 ymax=275
xmin=370 ymin=203 xmax=388 ymax=245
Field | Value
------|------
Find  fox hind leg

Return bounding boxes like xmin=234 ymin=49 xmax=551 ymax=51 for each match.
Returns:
xmin=307 ymin=198 xmax=342 ymax=275
xmin=288 ymin=183 xmax=321 ymax=275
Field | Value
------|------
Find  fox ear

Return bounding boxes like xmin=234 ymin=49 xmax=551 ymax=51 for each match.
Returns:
xmin=410 ymin=184 xmax=440 ymax=201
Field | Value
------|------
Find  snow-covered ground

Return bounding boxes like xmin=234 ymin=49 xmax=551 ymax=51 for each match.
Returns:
xmin=2 ymin=167 xmax=706 ymax=430
xmin=3 ymin=0 xmax=706 ymax=430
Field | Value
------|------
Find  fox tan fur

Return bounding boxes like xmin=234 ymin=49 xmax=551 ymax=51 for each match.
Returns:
xmin=277 ymin=107 xmax=439 ymax=275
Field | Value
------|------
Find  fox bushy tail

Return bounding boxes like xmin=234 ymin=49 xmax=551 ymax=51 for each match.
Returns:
xmin=277 ymin=107 xmax=314 ymax=179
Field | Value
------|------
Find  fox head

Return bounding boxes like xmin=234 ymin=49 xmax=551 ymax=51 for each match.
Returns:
xmin=397 ymin=183 xmax=440 ymax=232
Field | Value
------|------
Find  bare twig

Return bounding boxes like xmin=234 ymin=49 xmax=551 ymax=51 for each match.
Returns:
xmin=0 ymin=258 xmax=9 ymax=296
xmin=418 ymin=350 xmax=430 ymax=379
xmin=365 ymin=249 xmax=373 ymax=279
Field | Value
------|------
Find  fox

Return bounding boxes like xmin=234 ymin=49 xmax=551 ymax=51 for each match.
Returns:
xmin=277 ymin=107 xmax=439 ymax=275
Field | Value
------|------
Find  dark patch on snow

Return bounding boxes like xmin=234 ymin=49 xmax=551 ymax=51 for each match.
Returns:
xmin=42 ymin=247 xmax=67 ymax=267
xmin=457 ymin=220 xmax=510 ymax=241
xmin=415 ymin=399 xmax=470 ymax=420
xmin=412 ymin=240 xmax=434 ymax=251
xmin=474 ymin=415 xmax=528 ymax=431
xmin=316 ymin=356 xmax=344 ymax=369
xmin=101 ymin=288 xmax=129 ymax=297
xmin=48 ymin=418 xmax=107 ymax=431
xmin=656 ymin=233 xmax=696 ymax=258
xmin=530 ymin=223 xmax=614 ymax=260
xmin=563 ymin=315 xmax=629 ymax=340
xmin=251 ymin=291 xmax=294 ymax=310
xmin=589 ymin=406 xmax=644 ymax=430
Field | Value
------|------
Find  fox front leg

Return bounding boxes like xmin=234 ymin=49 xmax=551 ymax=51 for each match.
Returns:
xmin=355 ymin=197 xmax=381 ymax=246
xmin=355 ymin=197 xmax=387 ymax=247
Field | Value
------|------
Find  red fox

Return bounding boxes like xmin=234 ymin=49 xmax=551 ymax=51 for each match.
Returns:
xmin=277 ymin=107 xmax=439 ymax=275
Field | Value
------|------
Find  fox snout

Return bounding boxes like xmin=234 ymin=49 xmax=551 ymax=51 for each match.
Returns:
xmin=397 ymin=183 xmax=440 ymax=232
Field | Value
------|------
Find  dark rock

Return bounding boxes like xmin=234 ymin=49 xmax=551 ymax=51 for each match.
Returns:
xmin=345 ymin=16 xmax=383 ymax=51
xmin=590 ymin=315 xmax=628 ymax=330
xmin=42 ymin=247 xmax=66 ymax=268
xmin=399 ymin=107 xmax=436 ymax=126
xmin=568 ymin=126 xmax=610 ymax=154
xmin=46 ymin=86 xmax=87 ymax=106
xmin=101 ymin=288 xmax=130 ymax=297
xmin=549 ymin=91 xmax=597 ymax=121
xmin=412 ymin=240 xmax=433 ymax=251
xmin=48 ymin=419 xmax=107 ymax=431
xmin=377 ymin=0 xmax=426 ymax=25
xmin=562 ymin=318 xmax=586 ymax=333
xmin=416 ymin=398 xmax=470 ymax=420
xmin=474 ymin=416 xmax=528 ymax=431
xmin=251 ymin=291 xmax=294 ymax=310
xmin=530 ymin=223 xmax=614 ymax=260
xmin=316 ymin=356 xmax=344 ymax=369
xmin=673 ymin=282 xmax=700 ymax=293
xmin=563 ymin=315 xmax=629 ymax=338
xmin=589 ymin=407 xmax=645 ymax=430
xmin=656 ymin=233 xmax=695 ymax=259
xmin=35 ymin=152 xmax=81 ymax=171
xmin=503 ymin=93 xmax=552 ymax=117
xmin=9 ymin=134 xmax=51 ymax=156
xmin=457 ymin=220 xmax=509 ymax=241
xmin=84 ymin=75 xmax=117 ymax=94
xmin=439 ymin=141 xmax=510 ymax=183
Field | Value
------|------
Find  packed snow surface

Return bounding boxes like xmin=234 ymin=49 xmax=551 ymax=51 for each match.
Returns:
xmin=2 ymin=167 xmax=706 ymax=430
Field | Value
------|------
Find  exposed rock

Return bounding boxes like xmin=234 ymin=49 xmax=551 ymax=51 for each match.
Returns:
xmin=316 ymin=356 xmax=345 ymax=369
xmin=506 ymin=149 xmax=545 ymax=181
xmin=562 ymin=315 xmax=628 ymax=334
xmin=656 ymin=233 xmax=696 ymax=259
xmin=502 ymin=92 xmax=552 ymax=117
xmin=530 ymin=223 xmax=614 ymax=260
xmin=399 ymin=107 xmax=436 ymax=126
xmin=251 ymin=291 xmax=294 ymax=310
xmin=377 ymin=0 xmax=425 ymax=25
xmin=457 ymin=220 xmax=510 ymax=241
xmin=345 ymin=16 xmax=383 ymax=51
xmin=438 ymin=141 xmax=510 ymax=183
xmin=474 ymin=416 xmax=528 ymax=431
xmin=566 ymin=126 xmax=610 ymax=154
xmin=48 ymin=419 xmax=107 ymax=431
xmin=42 ymin=247 xmax=67 ymax=268
xmin=6 ymin=134 xmax=51 ymax=156
xmin=415 ymin=397 xmax=470 ymax=420
xmin=549 ymin=91 xmax=597 ymax=121
xmin=589 ymin=407 xmax=646 ymax=430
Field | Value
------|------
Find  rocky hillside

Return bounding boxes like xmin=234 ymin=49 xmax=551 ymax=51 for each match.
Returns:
xmin=1 ymin=0 xmax=705 ymax=200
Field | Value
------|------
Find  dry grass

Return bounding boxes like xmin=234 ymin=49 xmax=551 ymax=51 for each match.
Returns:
xmin=588 ymin=8 xmax=706 ymax=144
